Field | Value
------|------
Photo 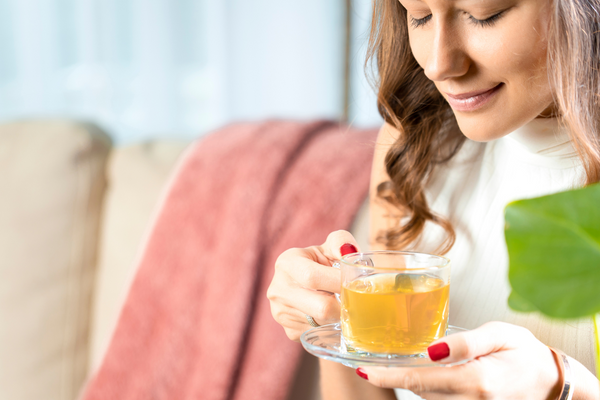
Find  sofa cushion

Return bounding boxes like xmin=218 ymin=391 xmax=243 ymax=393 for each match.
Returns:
xmin=0 ymin=120 xmax=111 ymax=400
xmin=89 ymin=140 xmax=189 ymax=372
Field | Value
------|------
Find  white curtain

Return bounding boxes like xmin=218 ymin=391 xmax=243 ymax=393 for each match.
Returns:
xmin=0 ymin=0 xmax=381 ymax=144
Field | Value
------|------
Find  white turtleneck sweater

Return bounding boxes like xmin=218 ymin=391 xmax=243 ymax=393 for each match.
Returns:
xmin=394 ymin=118 xmax=595 ymax=399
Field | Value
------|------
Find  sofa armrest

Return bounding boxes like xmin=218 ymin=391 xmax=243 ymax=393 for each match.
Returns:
xmin=0 ymin=120 xmax=111 ymax=400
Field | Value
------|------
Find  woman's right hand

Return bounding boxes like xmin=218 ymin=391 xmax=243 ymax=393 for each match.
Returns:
xmin=267 ymin=230 xmax=360 ymax=341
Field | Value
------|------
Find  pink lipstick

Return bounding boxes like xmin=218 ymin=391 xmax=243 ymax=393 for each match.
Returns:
xmin=444 ymin=83 xmax=503 ymax=112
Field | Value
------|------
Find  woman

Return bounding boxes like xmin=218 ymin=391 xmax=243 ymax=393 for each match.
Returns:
xmin=267 ymin=0 xmax=600 ymax=398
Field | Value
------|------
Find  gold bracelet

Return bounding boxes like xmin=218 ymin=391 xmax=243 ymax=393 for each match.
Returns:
xmin=548 ymin=347 xmax=574 ymax=400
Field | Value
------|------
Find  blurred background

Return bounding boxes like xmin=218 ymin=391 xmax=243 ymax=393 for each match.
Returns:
xmin=0 ymin=0 xmax=381 ymax=144
xmin=0 ymin=2 xmax=380 ymax=400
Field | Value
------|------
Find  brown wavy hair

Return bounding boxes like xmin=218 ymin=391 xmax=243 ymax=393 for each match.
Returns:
xmin=367 ymin=0 xmax=600 ymax=254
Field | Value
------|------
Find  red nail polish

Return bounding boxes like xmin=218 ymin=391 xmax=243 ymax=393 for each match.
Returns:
xmin=340 ymin=243 xmax=358 ymax=256
xmin=427 ymin=342 xmax=450 ymax=361
xmin=356 ymin=368 xmax=368 ymax=380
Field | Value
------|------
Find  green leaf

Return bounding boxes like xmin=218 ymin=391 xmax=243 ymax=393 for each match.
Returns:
xmin=505 ymin=183 xmax=600 ymax=319
xmin=507 ymin=290 xmax=539 ymax=313
xmin=594 ymin=313 xmax=600 ymax=380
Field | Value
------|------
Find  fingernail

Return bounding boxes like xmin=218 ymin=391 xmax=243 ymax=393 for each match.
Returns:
xmin=340 ymin=243 xmax=358 ymax=256
xmin=356 ymin=368 xmax=368 ymax=380
xmin=427 ymin=342 xmax=450 ymax=361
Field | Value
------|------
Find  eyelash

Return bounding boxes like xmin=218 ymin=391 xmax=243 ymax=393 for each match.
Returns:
xmin=410 ymin=11 xmax=505 ymax=29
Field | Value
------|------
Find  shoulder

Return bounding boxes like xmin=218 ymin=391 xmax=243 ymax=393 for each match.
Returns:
xmin=371 ymin=122 xmax=401 ymax=189
xmin=368 ymin=123 xmax=403 ymax=249
xmin=376 ymin=122 xmax=401 ymax=148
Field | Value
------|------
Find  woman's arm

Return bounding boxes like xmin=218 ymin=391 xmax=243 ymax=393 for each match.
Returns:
xmin=570 ymin=355 xmax=600 ymax=400
xmin=320 ymin=359 xmax=396 ymax=400
xmin=369 ymin=122 xmax=402 ymax=251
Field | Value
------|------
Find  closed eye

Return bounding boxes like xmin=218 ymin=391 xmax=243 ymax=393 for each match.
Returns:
xmin=469 ymin=11 xmax=505 ymax=27
xmin=410 ymin=10 xmax=506 ymax=29
xmin=410 ymin=14 xmax=432 ymax=29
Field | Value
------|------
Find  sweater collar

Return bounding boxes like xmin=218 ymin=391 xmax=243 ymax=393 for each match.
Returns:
xmin=505 ymin=117 xmax=574 ymax=157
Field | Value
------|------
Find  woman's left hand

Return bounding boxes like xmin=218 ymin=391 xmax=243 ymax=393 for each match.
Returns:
xmin=358 ymin=321 xmax=562 ymax=400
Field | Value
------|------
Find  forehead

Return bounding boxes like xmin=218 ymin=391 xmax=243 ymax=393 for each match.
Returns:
xmin=399 ymin=0 xmax=522 ymax=13
xmin=401 ymin=0 xmax=507 ymax=5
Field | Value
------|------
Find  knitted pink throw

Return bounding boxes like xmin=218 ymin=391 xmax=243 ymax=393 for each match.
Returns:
xmin=82 ymin=120 xmax=378 ymax=400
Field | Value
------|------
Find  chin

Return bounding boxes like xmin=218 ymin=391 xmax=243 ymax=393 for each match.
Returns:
xmin=452 ymin=105 xmax=550 ymax=142
xmin=453 ymin=116 xmax=513 ymax=143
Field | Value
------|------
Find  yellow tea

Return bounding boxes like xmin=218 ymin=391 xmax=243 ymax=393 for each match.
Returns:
xmin=340 ymin=273 xmax=449 ymax=355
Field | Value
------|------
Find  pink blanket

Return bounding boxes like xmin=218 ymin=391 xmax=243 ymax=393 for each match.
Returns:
xmin=82 ymin=120 xmax=378 ymax=400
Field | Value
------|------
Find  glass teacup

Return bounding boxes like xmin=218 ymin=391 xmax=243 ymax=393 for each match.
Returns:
xmin=335 ymin=251 xmax=450 ymax=357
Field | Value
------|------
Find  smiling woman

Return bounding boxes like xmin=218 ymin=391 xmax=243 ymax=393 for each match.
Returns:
xmin=371 ymin=0 xmax=600 ymax=254
xmin=267 ymin=0 xmax=600 ymax=399
xmin=402 ymin=0 xmax=554 ymax=138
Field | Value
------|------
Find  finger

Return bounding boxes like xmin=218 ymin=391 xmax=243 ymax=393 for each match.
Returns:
xmin=283 ymin=286 xmax=340 ymax=326
xmin=269 ymin=301 xmax=323 ymax=342
xmin=319 ymin=230 xmax=361 ymax=261
xmin=426 ymin=321 xmax=532 ymax=364
xmin=361 ymin=363 xmax=480 ymax=394
xmin=412 ymin=393 xmax=467 ymax=400
xmin=281 ymin=306 xmax=329 ymax=327
xmin=272 ymin=300 xmax=338 ymax=342
xmin=270 ymin=303 xmax=308 ymax=326
xmin=268 ymin=275 xmax=340 ymax=325
xmin=282 ymin=319 xmax=318 ymax=342
xmin=277 ymin=248 xmax=341 ymax=293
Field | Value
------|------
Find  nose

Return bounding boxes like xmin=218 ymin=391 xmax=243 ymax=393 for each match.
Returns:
xmin=423 ymin=20 xmax=469 ymax=82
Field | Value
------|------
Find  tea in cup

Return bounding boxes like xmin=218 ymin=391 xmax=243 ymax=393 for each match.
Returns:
xmin=336 ymin=251 xmax=450 ymax=357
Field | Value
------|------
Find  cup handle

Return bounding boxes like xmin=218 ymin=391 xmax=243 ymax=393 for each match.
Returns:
xmin=332 ymin=261 xmax=342 ymax=304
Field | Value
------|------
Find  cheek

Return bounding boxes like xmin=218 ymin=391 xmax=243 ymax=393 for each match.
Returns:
xmin=408 ymin=31 xmax=430 ymax=70
xmin=468 ymin=12 xmax=550 ymax=89
xmin=471 ymin=33 xmax=546 ymax=82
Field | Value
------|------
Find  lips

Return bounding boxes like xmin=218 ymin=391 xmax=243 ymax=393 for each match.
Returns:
xmin=444 ymin=83 xmax=503 ymax=112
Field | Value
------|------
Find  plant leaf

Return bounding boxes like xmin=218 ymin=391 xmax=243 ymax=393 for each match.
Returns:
xmin=507 ymin=290 xmax=539 ymax=313
xmin=505 ymin=183 xmax=600 ymax=319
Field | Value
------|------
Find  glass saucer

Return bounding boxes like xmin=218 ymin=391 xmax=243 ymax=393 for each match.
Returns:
xmin=301 ymin=323 xmax=470 ymax=368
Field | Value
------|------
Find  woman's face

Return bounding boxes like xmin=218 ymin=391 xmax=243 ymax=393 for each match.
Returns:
xmin=399 ymin=0 xmax=554 ymax=141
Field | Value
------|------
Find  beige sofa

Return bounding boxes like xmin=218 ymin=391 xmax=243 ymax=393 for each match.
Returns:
xmin=0 ymin=119 xmax=370 ymax=400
